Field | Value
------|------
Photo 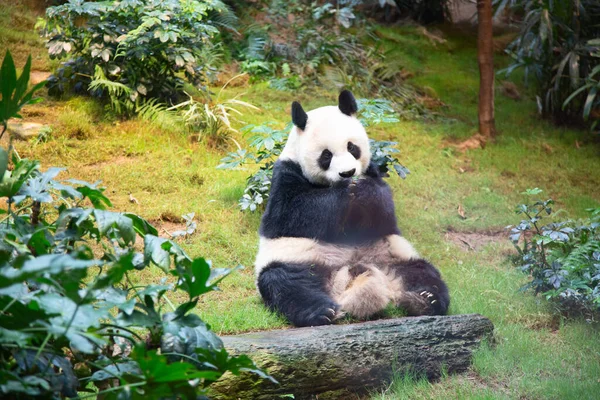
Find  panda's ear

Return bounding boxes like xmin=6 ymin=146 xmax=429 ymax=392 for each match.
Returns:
xmin=291 ymin=101 xmax=308 ymax=131
xmin=338 ymin=90 xmax=358 ymax=116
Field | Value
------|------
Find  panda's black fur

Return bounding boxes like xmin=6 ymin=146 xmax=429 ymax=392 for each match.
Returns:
xmin=255 ymin=91 xmax=450 ymax=327
xmin=259 ymin=160 xmax=399 ymax=244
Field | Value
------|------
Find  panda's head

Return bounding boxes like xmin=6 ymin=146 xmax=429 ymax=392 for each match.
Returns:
xmin=280 ymin=90 xmax=370 ymax=186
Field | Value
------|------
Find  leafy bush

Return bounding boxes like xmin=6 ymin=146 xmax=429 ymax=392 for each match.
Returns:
xmin=0 ymin=156 xmax=271 ymax=398
xmin=41 ymin=0 xmax=236 ymax=113
xmin=0 ymin=52 xmax=270 ymax=399
xmin=218 ymin=98 xmax=410 ymax=211
xmin=497 ymin=0 xmax=600 ymax=130
xmin=508 ymin=189 xmax=600 ymax=313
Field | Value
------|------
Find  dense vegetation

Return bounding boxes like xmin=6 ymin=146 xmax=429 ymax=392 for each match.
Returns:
xmin=0 ymin=0 xmax=599 ymax=398
xmin=0 ymin=50 xmax=268 ymax=399
xmin=41 ymin=0 xmax=236 ymax=115
xmin=497 ymin=0 xmax=600 ymax=130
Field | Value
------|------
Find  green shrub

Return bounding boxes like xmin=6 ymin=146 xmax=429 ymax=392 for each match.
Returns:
xmin=508 ymin=189 xmax=600 ymax=314
xmin=218 ymin=98 xmax=410 ymax=212
xmin=497 ymin=0 xmax=600 ymax=130
xmin=0 ymin=51 xmax=270 ymax=399
xmin=41 ymin=0 xmax=236 ymax=114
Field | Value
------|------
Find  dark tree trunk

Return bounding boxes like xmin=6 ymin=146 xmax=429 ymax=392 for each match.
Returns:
xmin=211 ymin=314 xmax=494 ymax=400
xmin=477 ymin=0 xmax=497 ymax=138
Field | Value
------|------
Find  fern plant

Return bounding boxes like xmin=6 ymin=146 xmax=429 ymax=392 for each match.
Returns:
xmin=169 ymin=75 xmax=258 ymax=148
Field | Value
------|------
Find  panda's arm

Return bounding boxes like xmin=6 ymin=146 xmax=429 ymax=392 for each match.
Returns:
xmin=260 ymin=160 xmax=350 ymax=241
xmin=342 ymin=169 xmax=400 ymax=240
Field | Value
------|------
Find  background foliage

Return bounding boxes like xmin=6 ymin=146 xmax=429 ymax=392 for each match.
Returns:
xmin=497 ymin=0 xmax=600 ymax=130
xmin=41 ymin=0 xmax=235 ymax=113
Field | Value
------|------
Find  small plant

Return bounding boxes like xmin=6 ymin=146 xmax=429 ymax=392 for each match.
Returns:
xmin=169 ymin=212 xmax=198 ymax=239
xmin=168 ymin=75 xmax=258 ymax=148
xmin=41 ymin=0 xmax=236 ymax=113
xmin=0 ymin=50 xmax=46 ymax=139
xmin=357 ymin=98 xmax=400 ymax=126
xmin=508 ymin=189 xmax=600 ymax=314
xmin=218 ymin=99 xmax=410 ymax=211
xmin=218 ymin=123 xmax=287 ymax=211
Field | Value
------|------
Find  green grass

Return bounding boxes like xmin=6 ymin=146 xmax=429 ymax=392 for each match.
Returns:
xmin=2 ymin=5 xmax=600 ymax=399
xmin=0 ymin=0 xmax=54 ymax=71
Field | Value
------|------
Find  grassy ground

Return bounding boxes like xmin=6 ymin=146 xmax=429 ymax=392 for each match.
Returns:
xmin=2 ymin=1 xmax=600 ymax=398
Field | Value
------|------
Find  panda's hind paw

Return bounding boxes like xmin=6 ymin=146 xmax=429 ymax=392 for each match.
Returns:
xmin=300 ymin=304 xmax=339 ymax=326
xmin=418 ymin=290 xmax=444 ymax=314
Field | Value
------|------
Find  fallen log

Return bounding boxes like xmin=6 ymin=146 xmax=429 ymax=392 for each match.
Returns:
xmin=211 ymin=314 xmax=494 ymax=400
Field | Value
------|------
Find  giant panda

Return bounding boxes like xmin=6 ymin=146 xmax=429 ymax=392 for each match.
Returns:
xmin=255 ymin=90 xmax=450 ymax=327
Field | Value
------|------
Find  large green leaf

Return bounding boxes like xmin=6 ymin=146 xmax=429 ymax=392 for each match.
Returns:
xmin=133 ymin=345 xmax=221 ymax=384
xmin=0 ymin=51 xmax=46 ymax=128
xmin=0 ymin=254 xmax=100 ymax=288
xmin=13 ymin=167 xmax=64 ymax=204
xmin=125 ymin=212 xmax=158 ymax=236
xmin=93 ymin=210 xmax=136 ymax=244
xmin=0 ymin=158 xmax=39 ymax=199
xmin=144 ymin=234 xmax=171 ymax=271
xmin=37 ymin=293 xmax=108 ymax=353
xmin=0 ymin=148 xmax=8 ymax=182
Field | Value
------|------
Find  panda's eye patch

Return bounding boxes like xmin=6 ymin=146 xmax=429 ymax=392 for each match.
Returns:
xmin=318 ymin=149 xmax=333 ymax=170
xmin=347 ymin=141 xmax=361 ymax=159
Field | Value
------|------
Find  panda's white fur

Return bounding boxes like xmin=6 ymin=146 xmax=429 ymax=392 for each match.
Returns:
xmin=280 ymin=105 xmax=370 ymax=185
xmin=255 ymin=235 xmax=420 ymax=319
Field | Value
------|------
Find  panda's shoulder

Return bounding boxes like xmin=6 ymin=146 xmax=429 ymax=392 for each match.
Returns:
xmin=273 ymin=159 xmax=309 ymax=185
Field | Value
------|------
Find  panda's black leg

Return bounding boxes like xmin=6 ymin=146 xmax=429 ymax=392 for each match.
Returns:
xmin=257 ymin=262 xmax=339 ymax=327
xmin=390 ymin=259 xmax=450 ymax=316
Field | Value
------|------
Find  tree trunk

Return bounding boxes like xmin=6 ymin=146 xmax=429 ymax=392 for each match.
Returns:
xmin=211 ymin=314 xmax=494 ymax=400
xmin=477 ymin=0 xmax=496 ymax=138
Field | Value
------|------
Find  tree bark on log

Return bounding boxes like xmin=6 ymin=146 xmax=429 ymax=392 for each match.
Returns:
xmin=211 ymin=314 xmax=494 ymax=400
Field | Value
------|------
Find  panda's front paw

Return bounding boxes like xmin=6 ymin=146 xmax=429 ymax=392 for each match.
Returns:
xmin=296 ymin=303 xmax=339 ymax=327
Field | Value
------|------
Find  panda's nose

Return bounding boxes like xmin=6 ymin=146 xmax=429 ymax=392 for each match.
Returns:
xmin=339 ymin=168 xmax=356 ymax=178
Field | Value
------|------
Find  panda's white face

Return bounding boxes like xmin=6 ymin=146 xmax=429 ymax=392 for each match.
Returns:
xmin=280 ymin=92 xmax=371 ymax=186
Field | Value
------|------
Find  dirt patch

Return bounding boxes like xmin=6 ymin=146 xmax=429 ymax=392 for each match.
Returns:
xmin=445 ymin=228 xmax=506 ymax=251
xmin=30 ymin=70 xmax=51 ymax=85
xmin=149 ymin=212 xmax=191 ymax=239
xmin=82 ymin=155 xmax=137 ymax=169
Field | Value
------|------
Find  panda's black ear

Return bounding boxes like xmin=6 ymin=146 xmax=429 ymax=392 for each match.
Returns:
xmin=338 ymin=90 xmax=358 ymax=116
xmin=291 ymin=101 xmax=308 ymax=130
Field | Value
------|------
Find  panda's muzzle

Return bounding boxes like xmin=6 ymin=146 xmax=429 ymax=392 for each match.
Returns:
xmin=339 ymin=168 xmax=356 ymax=178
